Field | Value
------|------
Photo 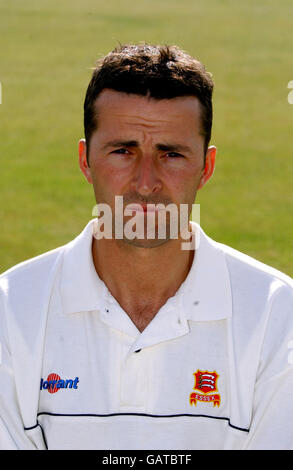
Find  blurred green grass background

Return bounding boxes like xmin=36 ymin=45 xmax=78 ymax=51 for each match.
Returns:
xmin=0 ymin=0 xmax=293 ymax=276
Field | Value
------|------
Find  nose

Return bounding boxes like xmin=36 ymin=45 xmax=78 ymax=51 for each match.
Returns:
xmin=130 ymin=154 xmax=162 ymax=196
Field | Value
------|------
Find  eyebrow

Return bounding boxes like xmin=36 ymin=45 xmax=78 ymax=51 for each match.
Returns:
xmin=102 ymin=140 xmax=138 ymax=150
xmin=102 ymin=140 xmax=192 ymax=154
xmin=156 ymin=143 xmax=192 ymax=154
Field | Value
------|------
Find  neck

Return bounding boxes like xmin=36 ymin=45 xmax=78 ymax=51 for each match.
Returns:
xmin=92 ymin=235 xmax=194 ymax=331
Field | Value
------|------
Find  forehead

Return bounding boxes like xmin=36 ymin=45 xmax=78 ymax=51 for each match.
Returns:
xmin=92 ymin=89 xmax=203 ymax=140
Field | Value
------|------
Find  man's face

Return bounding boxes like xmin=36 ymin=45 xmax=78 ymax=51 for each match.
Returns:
xmin=79 ymin=89 xmax=216 ymax=247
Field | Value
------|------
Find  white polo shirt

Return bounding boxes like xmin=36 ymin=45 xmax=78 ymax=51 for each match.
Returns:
xmin=1 ymin=220 xmax=293 ymax=450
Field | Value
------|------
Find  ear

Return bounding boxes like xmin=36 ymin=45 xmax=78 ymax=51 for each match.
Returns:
xmin=78 ymin=139 xmax=93 ymax=184
xmin=198 ymin=145 xmax=216 ymax=190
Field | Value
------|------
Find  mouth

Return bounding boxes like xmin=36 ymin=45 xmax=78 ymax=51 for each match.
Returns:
xmin=126 ymin=203 xmax=165 ymax=213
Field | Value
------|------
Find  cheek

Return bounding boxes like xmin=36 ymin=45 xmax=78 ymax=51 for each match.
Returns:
xmin=165 ymin=166 xmax=202 ymax=202
xmin=90 ymin=161 xmax=130 ymax=204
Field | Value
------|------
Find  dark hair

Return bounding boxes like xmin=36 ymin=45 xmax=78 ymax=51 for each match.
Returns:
xmin=84 ymin=44 xmax=214 ymax=163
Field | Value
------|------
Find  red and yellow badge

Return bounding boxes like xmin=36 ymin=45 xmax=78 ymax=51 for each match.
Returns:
xmin=189 ymin=370 xmax=221 ymax=407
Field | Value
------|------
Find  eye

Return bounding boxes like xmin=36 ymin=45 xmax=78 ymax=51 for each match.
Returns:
xmin=166 ymin=152 xmax=184 ymax=158
xmin=111 ymin=148 xmax=130 ymax=155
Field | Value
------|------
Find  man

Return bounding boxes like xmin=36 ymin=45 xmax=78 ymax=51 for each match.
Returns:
xmin=0 ymin=44 xmax=293 ymax=450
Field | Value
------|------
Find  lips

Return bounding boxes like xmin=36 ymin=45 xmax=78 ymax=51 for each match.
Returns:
xmin=126 ymin=203 xmax=164 ymax=213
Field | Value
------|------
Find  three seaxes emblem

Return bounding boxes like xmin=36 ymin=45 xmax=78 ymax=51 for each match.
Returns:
xmin=189 ymin=370 xmax=221 ymax=407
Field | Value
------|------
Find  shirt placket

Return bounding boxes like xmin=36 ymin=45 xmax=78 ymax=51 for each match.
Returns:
xmin=120 ymin=348 xmax=148 ymax=410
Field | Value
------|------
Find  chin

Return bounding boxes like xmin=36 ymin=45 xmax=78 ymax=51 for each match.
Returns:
xmin=121 ymin=236 xmax=171 ymax=249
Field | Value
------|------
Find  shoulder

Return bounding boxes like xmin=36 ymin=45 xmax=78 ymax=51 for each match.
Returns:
xmin=197 ymin=224 xmax=293 ymax=319
xmin=194 ymin=223 xmax=292 ymax=294
xmin=0 ymin=220 xmax=95 ymax=310
xmin=0 ymin=244 xmax=71 ymax=331
xmin=0 ymin=219 xmax=94 ymax=316
xmin=0 ymin=243 xmax=71 ymax=354
xmin=0 ymin=245 xmax=67 ymax=356
xmin=211 ymin=239 xmax=293 ymax=374
xmin=213 ymin=238 xmax=293 ymax=326
xmin=0 ymin=245 xmax=65 ymax=297
xmin=215 ymin=239 xmax=293 ymax=290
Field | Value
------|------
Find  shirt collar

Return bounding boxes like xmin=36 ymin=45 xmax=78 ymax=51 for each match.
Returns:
xmin=60 ymin=219 xmax=232 ymax=322
xmin=180 ymin=223 xmax=233 ymax=322
xmin=60 ymin=220 xmax=107 ymax=315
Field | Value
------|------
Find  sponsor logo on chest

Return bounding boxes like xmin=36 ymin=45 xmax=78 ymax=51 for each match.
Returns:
xmin=40 ymin=373 xmax=79 ymax=394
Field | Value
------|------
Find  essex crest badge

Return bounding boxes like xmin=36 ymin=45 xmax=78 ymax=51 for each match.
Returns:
xmin=189 ymin=369 xmax=221 ymax=407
